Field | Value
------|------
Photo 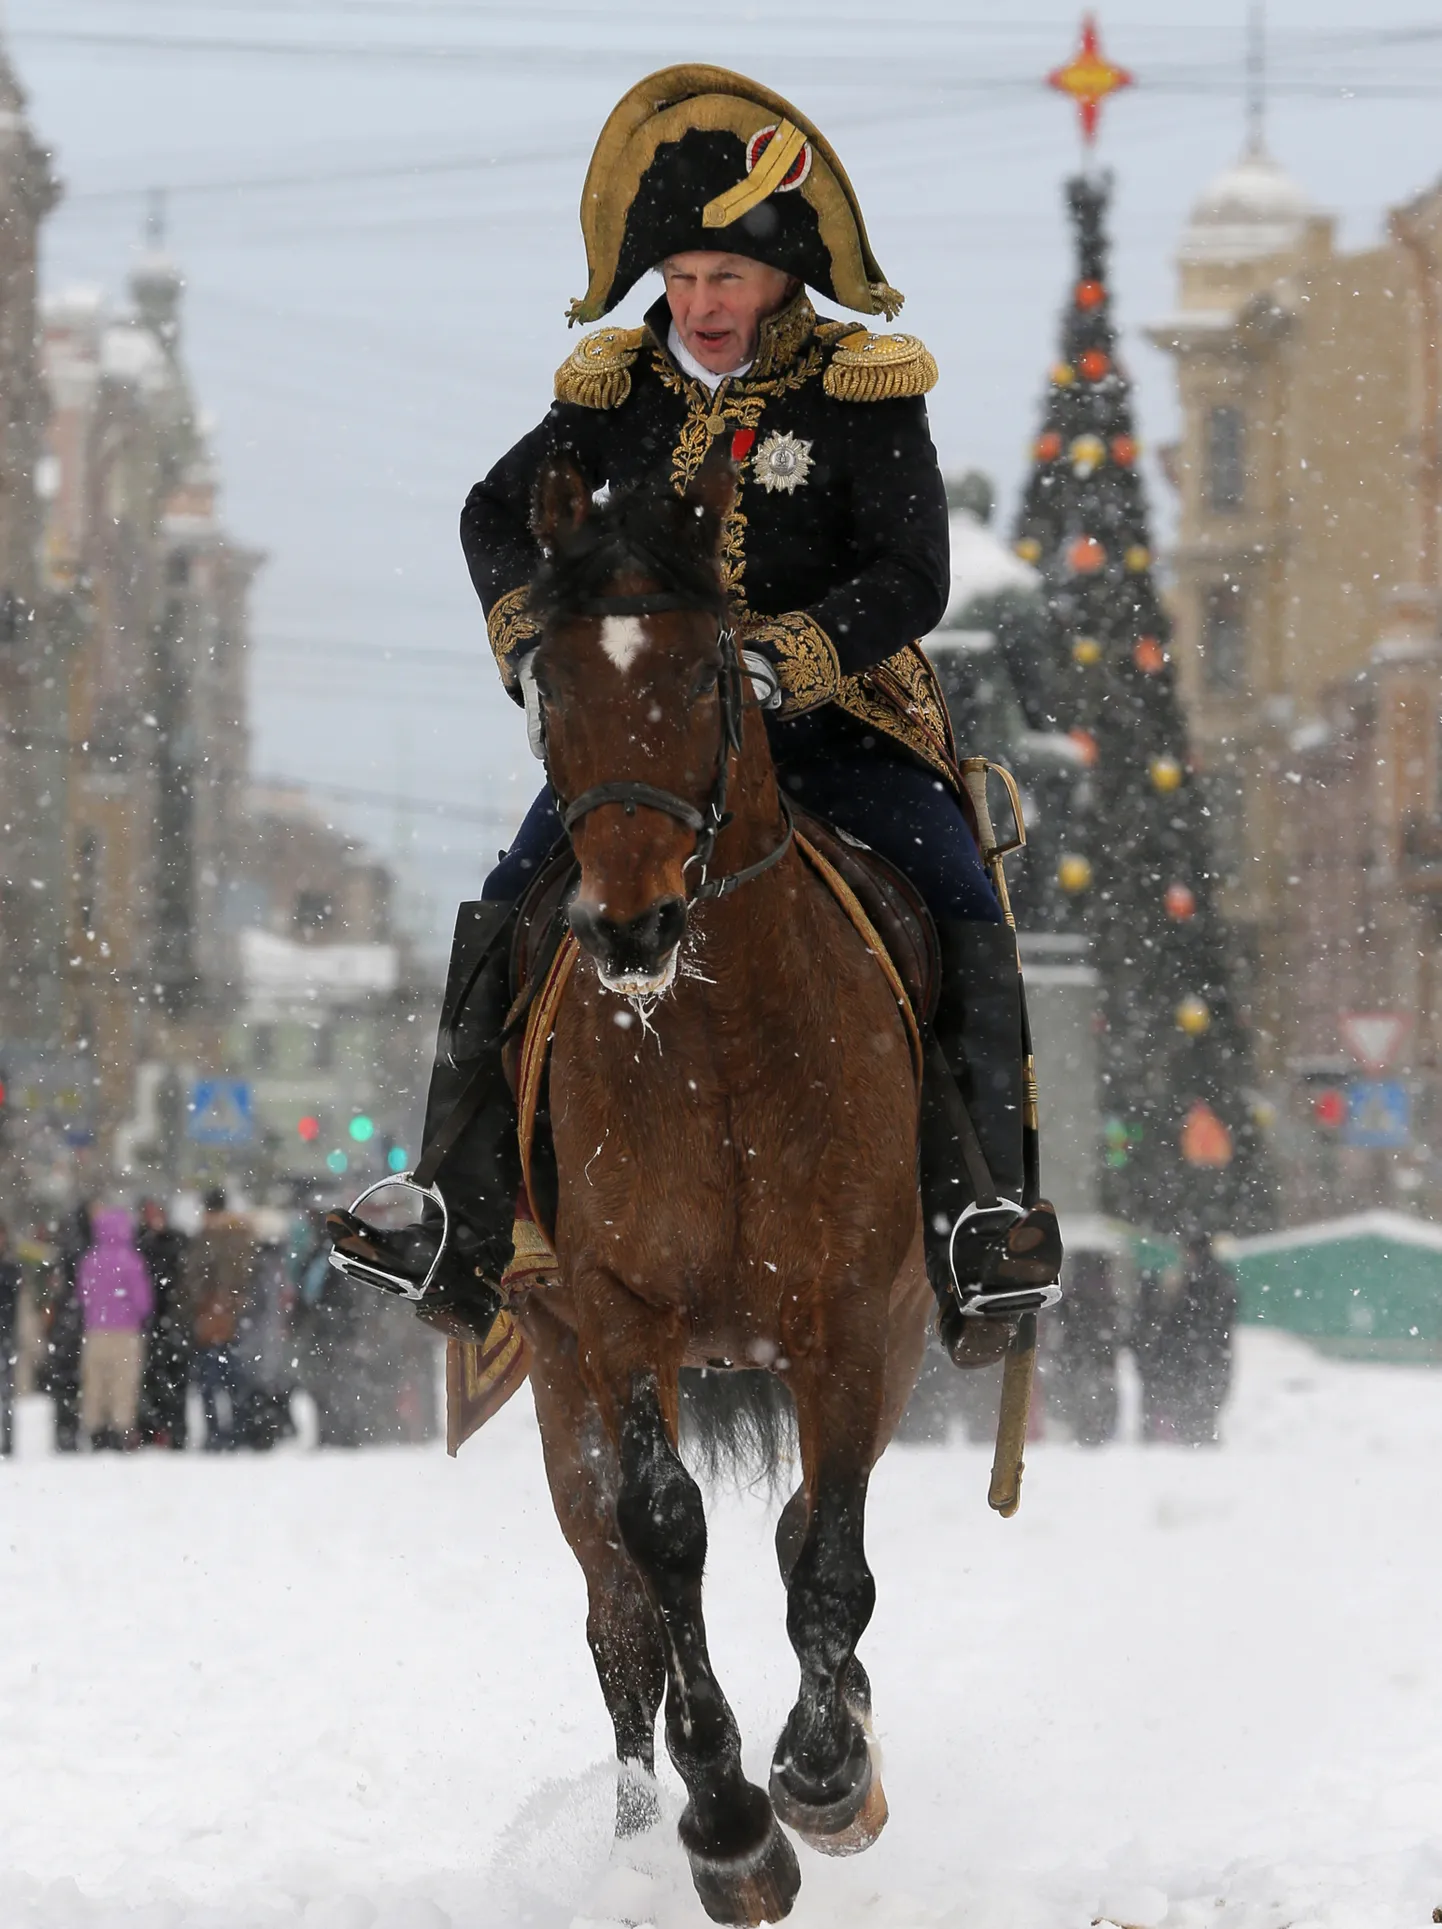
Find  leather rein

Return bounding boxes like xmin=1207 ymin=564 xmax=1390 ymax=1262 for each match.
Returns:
xmin=550 ymin=590 xmax=794 ymax=905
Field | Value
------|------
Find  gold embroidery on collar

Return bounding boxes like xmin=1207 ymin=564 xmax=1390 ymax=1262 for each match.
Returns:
xmin=745 ymin=292 xmax=816 ymax=381
xmin=487 ymin=584 xmax=540 ymax=693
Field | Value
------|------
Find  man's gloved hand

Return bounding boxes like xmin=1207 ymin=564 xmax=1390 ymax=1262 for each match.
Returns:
xmin=741 ymin=649 xmax=783 ymax=710
xmin=516 ymin=649 xmax=546 ymax=760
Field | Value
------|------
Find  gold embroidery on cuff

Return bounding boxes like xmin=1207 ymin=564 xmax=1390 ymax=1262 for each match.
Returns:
xmin=745 ymin=611 xmax=841 ymax=716
xmin=487 ymin=584 xmax=541 ymax=693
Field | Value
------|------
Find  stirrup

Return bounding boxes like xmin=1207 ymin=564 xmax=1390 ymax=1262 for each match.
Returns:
xmin=949 ymin=1199 xmax=1063 ymax=1321
xmin=327 ymin=1175 xmax=450 ymax=1303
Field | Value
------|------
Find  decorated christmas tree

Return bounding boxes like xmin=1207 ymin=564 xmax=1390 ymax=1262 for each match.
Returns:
xmin=1006 ymin=19 xmax=1271 ymax=1233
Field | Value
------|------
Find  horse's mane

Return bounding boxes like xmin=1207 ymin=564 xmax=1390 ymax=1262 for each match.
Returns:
xmin=530 ymin=468 xmax=729 ymax=624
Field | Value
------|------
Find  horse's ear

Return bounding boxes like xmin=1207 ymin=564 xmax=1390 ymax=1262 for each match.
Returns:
xmin=681 ymin=443 xmax=736 ymax=557
xmin=532 ymin=452 xmax=590 ymax=552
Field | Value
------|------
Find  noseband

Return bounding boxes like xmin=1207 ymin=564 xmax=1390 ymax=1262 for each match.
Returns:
xmin=551 ymin=590 xmax=793 ymax=905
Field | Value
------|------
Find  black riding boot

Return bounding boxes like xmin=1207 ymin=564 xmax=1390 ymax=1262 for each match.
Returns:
xmin=328 ymin=900 xmax=522 ymax=1344
xmin=919 ymin=919 xmax=1063 ymax=1359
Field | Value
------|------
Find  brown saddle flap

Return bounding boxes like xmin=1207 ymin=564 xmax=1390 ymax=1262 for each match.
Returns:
xmin=792 ymin=810 xmax=940 ymax=1029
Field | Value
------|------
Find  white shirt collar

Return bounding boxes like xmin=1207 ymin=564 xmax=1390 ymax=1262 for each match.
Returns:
xmin=667 ymin=322 xmax=752 ymax=393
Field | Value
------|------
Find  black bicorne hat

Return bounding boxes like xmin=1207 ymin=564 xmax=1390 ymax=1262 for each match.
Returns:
xmin=569 ymin=64 xmax=902 ymax=324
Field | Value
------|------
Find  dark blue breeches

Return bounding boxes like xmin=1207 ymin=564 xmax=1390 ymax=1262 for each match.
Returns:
xmin=482 ymin=753 xmax=1002 ymax=925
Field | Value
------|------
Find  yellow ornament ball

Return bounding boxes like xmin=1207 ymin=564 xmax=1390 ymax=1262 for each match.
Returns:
xmin=1015 ymin=537 xmax=1042 ymax=564
xmin=1057 ymin=853 xmax=1093 ymax=893
xmin=1150 ymin=755 xmax=1183 ymax=792
xmin=1051 ymin=362 xmax=1076 ymax=387
xmin=1176 ymin=995 xmax=1212 ymax=1036
xmin=1125 ymin=544 xmax=1151 ymax=572
xmin=1069 ymin=433 xmax=1106 ymax=475
xmin=1072 ymin=636 xmax=1102 ymax=667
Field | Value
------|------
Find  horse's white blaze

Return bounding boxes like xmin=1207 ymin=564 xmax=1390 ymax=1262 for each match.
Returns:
xmin=599 ymin=614 xmax=648 ymax=676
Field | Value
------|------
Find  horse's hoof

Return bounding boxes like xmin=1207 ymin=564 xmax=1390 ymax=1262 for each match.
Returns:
xmin=685 ymin=1815 xmax=800 ymax=1925
xmin=797 ymin=1764 xmax=888 ymax=1858
xmin=771 ymin=1736 xmax=871 ymax=1836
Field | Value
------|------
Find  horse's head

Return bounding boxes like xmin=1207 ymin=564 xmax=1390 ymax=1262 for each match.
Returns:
xmin=529 ymin=448 xmax=738 ymax=997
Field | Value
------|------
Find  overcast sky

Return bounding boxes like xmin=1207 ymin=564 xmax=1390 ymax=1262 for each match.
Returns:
xmin=11 ymin=0 xmax=1442 ymax=956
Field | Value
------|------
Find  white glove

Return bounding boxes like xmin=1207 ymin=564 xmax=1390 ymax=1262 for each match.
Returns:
xmin=517 ymin=649 xmax=545 ymax=760
xmin=742 ymin=649 xmax=783 ymax=711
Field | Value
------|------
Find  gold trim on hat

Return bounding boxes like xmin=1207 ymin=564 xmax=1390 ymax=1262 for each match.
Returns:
xmin=702 ymin=119 xmax=807 ymax=229
xmin=570 ymin=65 xmax=901 ymax=325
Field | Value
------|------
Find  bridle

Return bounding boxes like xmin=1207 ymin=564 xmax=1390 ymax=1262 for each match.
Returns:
xmin=547 ymin=588 xmax=793 ymax=904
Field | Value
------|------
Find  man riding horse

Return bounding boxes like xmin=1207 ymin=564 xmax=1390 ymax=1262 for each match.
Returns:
xmin=329 ymin=63 xmax=1063 ymax=1353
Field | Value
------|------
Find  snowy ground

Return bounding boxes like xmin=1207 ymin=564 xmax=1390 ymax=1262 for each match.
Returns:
xmin=4 ymin=1329 xmax=1442 ymax=1929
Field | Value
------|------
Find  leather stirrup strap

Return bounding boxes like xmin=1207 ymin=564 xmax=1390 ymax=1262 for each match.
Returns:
xmin=411 ymin=1061 xmax=494 ymax=1193
xmin=924 ymin=1039 xmax=1001 ymax=1213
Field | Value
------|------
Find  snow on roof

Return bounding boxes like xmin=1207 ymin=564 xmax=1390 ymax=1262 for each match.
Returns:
xmin=935 ymin=508 xmax=1037 ymax=628
xmin=1230 ymin=1210 xmax=1442 ymax=1261
xmin=1180 ymin=144 xmax=1313 ymax=266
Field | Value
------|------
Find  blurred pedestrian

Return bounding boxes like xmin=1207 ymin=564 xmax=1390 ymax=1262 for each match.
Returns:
xmin=76 ymin=1207 xmax=154 ymax=1451
xmin=231 ymin=1211 xmax=296 ymax=1450
xmin=0 ymin=1219 xmax=20 ymax=1457
xmin=1135 ymin=1232 xmax=1237 ymax=1445
xmin=44 ymin=1204 xmax=89 ymax=1452
xmin=136 ymin=1198 xmax=191 ymax=1450
xmin=188 ymin=1187 xmax=255 ymax=1452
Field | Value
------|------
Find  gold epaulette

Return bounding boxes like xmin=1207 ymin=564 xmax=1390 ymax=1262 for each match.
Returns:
xmin=554 ymin=326 xmax=646 ymax=409
xmin=823 ymin=329 xmax=938 ymax=403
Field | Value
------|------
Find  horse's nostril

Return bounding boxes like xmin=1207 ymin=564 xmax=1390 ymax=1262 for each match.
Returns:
xmin=569 ymin=896 xmax=686 ymax=976
xmin=653 ymin=896 xmax=686 ymax=953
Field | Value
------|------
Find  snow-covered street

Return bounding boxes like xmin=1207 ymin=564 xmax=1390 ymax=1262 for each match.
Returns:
xmin=4 ymin=1329 xmax=1441 ymax=1929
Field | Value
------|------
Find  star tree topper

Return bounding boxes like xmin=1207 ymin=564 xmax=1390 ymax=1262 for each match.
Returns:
xmin=1047 ymin=14 xmax=1134 ymax=145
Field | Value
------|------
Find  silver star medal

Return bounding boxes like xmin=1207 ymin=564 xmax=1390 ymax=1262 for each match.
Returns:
xmin=752 ymin=430 xmax=814 ymax=495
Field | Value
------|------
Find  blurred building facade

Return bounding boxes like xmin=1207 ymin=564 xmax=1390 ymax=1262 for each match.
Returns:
xmin=1153 ymin=146 xmax=1442 ymax=1218
xmin=0 ymin=42 xmax=428 ymax=1214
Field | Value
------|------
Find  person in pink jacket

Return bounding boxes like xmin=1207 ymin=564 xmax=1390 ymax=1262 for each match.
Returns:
xmin=76 ymin=1208 xmax=154 ymax=1450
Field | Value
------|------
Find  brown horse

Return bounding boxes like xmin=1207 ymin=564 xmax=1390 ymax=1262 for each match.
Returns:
xmin=513 ymin=448 xmax=977 ymax=1926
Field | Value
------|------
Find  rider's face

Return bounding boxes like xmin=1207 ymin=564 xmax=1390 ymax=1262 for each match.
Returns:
xmin=661 ymin=253 xmax=797 ymax=374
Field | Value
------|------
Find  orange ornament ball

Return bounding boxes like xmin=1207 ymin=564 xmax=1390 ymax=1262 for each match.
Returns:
xmin=1068 ymin=535 xmax=1106 ymax=574
xmin=1076 ymin=280 xmax=1105 ymax=311
xmin=1133 ymin=636 xmax=1166 ymax=674
xmin=1165 ymin=881 xmax=1197 ymax=920
xmin=1078 ymin=348 xmax=1111 ymax=381
xmin=1069 ymin=728 xmax=1100 ymax=768
xmin=1110 ymin=434 xmax=1138 ymax=466
xmin=1035 ymin=431 xmax=1063 ymax=462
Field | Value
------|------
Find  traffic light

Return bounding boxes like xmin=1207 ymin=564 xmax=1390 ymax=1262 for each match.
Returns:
xmin=297 ymin=1114 xmax=321 ymax=1143
xmin=348 ymin=1114 xmax=375 ymax=1144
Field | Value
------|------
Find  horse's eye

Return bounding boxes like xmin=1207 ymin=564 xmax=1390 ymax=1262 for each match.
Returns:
xmin=691 ymin=665 xmax=720 ymax=701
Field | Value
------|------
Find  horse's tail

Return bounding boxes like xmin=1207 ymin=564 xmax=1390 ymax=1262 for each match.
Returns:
xmin=679 ymin=1366 xmax=796 ymax=1493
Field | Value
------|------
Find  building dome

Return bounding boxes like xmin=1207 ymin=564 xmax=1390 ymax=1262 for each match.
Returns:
xmin=1179 ymin=144 xmax=1312 ymax=264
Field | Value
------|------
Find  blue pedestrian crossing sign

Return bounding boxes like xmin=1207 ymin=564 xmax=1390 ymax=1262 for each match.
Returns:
xmin=1342 ymin=1079 xmax=1409 ymax=1150
xmin=188 ymin=1078 xmax=254 ymax=1146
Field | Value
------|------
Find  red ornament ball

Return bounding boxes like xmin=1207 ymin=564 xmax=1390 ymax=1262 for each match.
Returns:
xmin=1133 ymin=636 xmax=1166 ymax=674
xmin=1109 ymin=434 xmax=1137 ymax=466
xmin=1068 ymin=727 xmax=1100 ymax=768
xmin=1076 ymin=280 xmax=1105 ymax=311
xmin=1078 ymin=348 xmax=1111 ymax=381
xmin=1164 ymin=881 xmax=1196 ymax=921
xmin=1035 ymin=431 xmax=1063 ymax=462
xmin=1068 ymin=535 xmax=1106 ymax=574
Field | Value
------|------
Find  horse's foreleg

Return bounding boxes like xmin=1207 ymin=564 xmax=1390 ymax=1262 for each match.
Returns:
xmin=525 ymin=1306 xmax=666 ymax=1840
xmin=770 ymin=1319 xmax=888 ymax=1856
xmin=607 ymin=1361 xmax=799 ymax=1924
